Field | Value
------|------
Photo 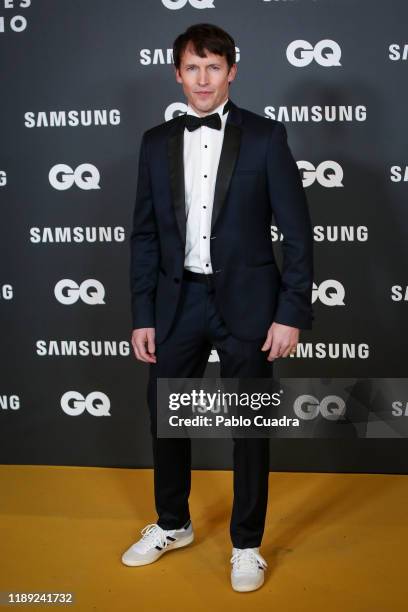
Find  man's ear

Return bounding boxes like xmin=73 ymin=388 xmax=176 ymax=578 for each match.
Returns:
xmin=228 ymin=63 xmax=238 ymax=84
xmin=175 ymin=67 xmax=182 ymax=84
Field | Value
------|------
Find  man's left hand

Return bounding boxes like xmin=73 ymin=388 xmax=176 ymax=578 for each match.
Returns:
xmin=261 ymin=322 xmax=299 ymax=361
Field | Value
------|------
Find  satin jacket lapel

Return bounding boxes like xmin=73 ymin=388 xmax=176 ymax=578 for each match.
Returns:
xmin=167 ymin=117 xmax=186 ymax=245
xmin=167 ymin=99 xmax=242 ymax=245
xmin=211 ymin=104 xmax=242 ymax=233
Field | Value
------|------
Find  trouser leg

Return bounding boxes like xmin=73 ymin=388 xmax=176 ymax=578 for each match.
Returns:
xmin=147 ymin=280 xmax=212 ymax=529
xmin=207 ymin=291 xmax=272 ymax=548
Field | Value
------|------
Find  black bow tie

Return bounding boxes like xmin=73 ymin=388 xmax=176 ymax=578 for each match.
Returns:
xmin=185 ymin=112 xmax=221 ymax=132
xmin=184 ymin=99 xmax=232 ymax=132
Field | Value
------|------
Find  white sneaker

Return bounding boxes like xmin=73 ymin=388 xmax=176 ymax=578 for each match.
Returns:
xmin=121 ymin=520 xmax=194 ymax=566
xmin=230 ymin=547 xmax=268 ymax=592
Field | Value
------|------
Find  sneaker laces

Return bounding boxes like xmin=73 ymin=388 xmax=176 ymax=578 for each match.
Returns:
xmin=230 ymin=548 xmax=268 ymax=572
xmin=138 ymin=523 xmax=172 ymax=552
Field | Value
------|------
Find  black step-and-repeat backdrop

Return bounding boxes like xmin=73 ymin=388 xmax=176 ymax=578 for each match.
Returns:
xmin=1 ymin=0 xmax=407 ymax=472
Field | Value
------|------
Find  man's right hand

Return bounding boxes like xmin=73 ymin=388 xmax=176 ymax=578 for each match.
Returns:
xmin=131 ymin=328 xmax=156 ymax=363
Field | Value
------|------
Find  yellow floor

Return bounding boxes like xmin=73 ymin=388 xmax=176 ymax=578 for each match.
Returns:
xmin=1 ymin=465 xmax=407 ymax=611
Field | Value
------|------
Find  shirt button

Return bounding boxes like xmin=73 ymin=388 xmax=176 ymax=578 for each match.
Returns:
xmin=205 ymin=264 xmax=209 ymax=267
xmin=204 ymin=145 xmax=208 ymax=148
xmin=204 ymin=174 xmax=207 ymax=178
xmin=203 ymin=205 xmax=206 ymax=209
xmin=203 ymin=236 xmax=206 ymax=239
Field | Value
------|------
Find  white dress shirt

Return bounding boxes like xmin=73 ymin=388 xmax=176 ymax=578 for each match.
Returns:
xmin=183 ymin=97 xmax=229 ymax=274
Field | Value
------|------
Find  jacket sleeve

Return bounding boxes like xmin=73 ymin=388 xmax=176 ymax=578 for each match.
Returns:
xmin=129 ymin=132 xmax=160 ymax=329
xmin=266 ymin=121 xmax=314 ymax=329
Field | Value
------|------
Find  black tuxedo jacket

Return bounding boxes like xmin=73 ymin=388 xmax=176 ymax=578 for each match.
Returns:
xmin=129 ymin=98 xmax=314 ymax=344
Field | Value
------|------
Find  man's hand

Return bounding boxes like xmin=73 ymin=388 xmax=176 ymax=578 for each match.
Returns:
xmin=131 ymin=328 xmax=156 ymax=363
xmin=261 ymin=322 xmax=299 ymax=361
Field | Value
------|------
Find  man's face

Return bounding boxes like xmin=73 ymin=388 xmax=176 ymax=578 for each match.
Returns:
xmin=175 ymin=42 xmax=237 ymax=116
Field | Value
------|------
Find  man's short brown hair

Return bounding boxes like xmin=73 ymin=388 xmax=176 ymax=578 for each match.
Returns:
xmin=173 ymin=23 xmax=236 ymax=71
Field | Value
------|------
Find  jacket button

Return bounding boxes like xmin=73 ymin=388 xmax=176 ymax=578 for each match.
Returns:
xmin=173 ymin=277 xmax=180 ymax=283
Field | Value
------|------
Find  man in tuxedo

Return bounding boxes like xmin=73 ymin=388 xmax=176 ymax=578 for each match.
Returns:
xmin=122 ymin=23 xmax=314 ymax=592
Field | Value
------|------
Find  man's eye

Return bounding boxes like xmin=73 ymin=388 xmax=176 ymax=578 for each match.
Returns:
xmin=185 ymin=66 xmax=220 ymax=70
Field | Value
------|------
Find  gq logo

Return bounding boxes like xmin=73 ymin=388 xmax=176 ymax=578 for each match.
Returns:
xmin=312 ymin=281 xmax=345 ymax=306
xmin=162 ymin=0 xmax=214 ymax=8
xmin=61 ymin=391 xmax=111 ymax=416
xmin=294 ymin=395 xmax=346 ymax=420
xmin=165 ymin=102 xmax=188 ymax=121
xmin=297 ymin=161 xmax=344 ymax=188
xmin=49 ymin=163 xmax=100 ymax=191
xmin=286 ymin=40 xmax=342 ymax=67
xmin=1 ymin=284 xmax=13 ymax=300
xmin=54 ymin=279 xmax=106 ymax=305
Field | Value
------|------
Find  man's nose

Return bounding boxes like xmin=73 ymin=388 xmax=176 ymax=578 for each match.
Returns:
xmin=197 ymin=70 xmax=209 ymax=86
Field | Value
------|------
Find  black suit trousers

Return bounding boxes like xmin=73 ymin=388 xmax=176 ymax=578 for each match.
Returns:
xmin=147 ymin=275 xmax=273 ymax=548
